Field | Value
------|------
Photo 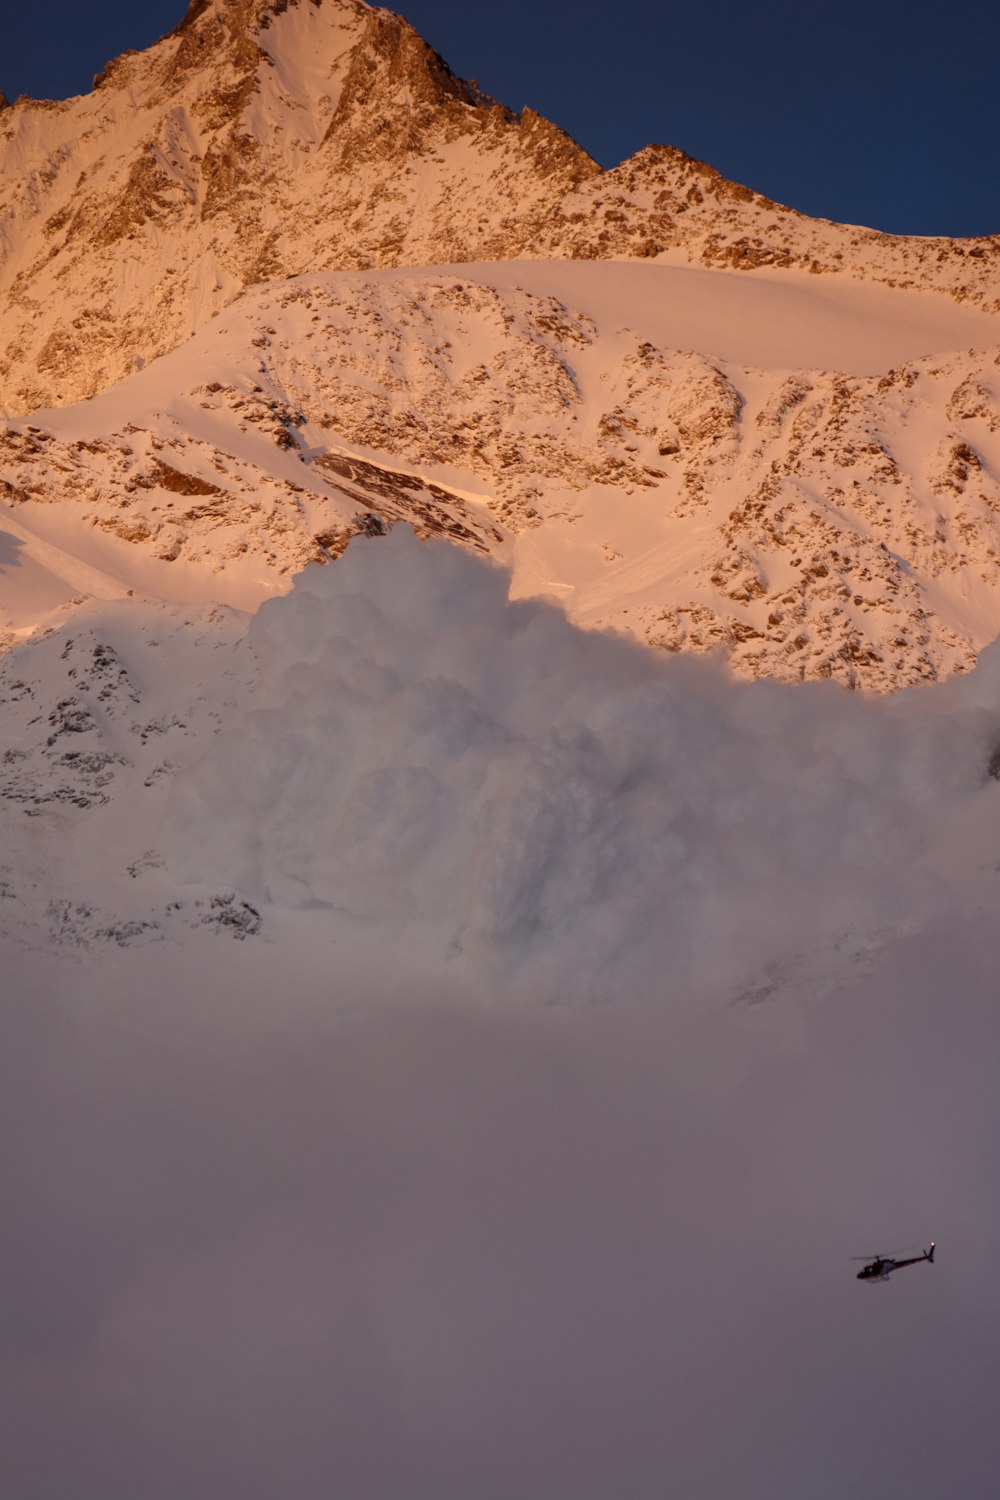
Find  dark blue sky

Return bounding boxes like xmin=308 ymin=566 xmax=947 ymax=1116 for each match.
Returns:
xmin=3 ymin=0 xmax=998 ymax=237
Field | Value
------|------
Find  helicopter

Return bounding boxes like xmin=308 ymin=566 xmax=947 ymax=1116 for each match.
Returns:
xmin=854 ymin=1242 xmax=935 ymax=1282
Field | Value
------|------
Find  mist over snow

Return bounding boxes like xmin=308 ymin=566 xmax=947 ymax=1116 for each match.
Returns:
xmin=173 ymin=527 xmax=1000 ymax=1003
xmin=5 ymin=530 xmax=1000 ymax=1497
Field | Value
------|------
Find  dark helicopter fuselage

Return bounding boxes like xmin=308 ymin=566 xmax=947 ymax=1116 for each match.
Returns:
xmin=856 ymin=1243 xmax=935 ymax=1281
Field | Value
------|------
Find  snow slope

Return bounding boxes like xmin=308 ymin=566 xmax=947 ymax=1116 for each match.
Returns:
xmin=5 ymin=256 xmax=1000 ymax=688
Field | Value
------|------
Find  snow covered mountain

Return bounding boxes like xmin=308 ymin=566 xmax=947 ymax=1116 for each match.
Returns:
xmin=1 ymin=0 xmax=997 ymax=414
xmin=6 ymin=8 xmax=1000 ymax=1496
xmin=3 ymin=0 xmax=1000 ymax=694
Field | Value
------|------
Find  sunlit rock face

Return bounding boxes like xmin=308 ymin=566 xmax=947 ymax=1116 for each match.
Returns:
xmin=0 ymin=0 xmax=598 ymax=412
xmin=1 ymin=0 xmax=998 ymax=416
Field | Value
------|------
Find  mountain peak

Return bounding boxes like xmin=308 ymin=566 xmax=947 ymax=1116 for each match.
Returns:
xmin=0 ymin=0 xmax=600 ymax=411
xmin=168 ymin=0 xmax=364 ymax=38
xmin=1 ymin=0 xmax=997 ymax=416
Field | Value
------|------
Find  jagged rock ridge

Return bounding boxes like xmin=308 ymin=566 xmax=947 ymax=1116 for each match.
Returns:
xmin=1 ymin=0 xmax=998 ymax=414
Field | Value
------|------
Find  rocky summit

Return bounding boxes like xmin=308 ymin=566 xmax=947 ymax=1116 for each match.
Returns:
xmin=2 ymin=0 xmax=998 ymax=414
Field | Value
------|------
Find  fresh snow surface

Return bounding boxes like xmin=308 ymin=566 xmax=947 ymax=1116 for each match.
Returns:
xmin=4 ymin=528 xmax=1000 ymax=1498
xmin=39 ymin=256 xmax=1000 ymax=427
xmin=428 ymin=256 xmax=1000 ymax=374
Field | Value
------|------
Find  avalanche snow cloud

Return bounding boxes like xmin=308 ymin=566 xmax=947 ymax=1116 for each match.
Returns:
xmin=175 ymin=528 xmax=1000 ymax=1001
xmin=5 ymin=530 xmax=1000 ymax=1499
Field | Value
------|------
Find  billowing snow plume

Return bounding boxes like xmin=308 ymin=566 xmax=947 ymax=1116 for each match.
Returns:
xmin=168 ymin=528 xmax=1000 ymax=1001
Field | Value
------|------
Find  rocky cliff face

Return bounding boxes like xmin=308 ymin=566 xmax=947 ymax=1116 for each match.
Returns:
xmin=2 ymin=0 xmax=997 ymax=415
